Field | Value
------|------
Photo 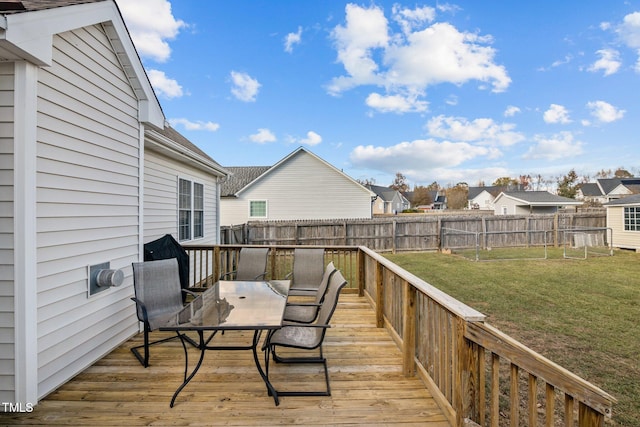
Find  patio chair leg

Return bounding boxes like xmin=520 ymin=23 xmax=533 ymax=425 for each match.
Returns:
xmin=131 ymin=328 xmax=198 ymax=368
xmin=267 ymin=346 xmax=331 ymax=397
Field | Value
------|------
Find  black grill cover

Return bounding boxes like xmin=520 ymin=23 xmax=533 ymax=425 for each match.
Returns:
xmin=143 ymin=234 xmax=189 ymax=299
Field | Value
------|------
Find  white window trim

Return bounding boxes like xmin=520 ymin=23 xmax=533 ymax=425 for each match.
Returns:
xmin=178 ymin=176 xmax=205 ymax=242
xmin=249 ymin=199 xmax=268 ymax=219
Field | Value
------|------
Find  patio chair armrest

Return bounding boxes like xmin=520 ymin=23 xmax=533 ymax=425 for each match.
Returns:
xmin=181 ymin=289 xmax=201 ymax=298
xmin=281 ymin=321 xmax=331 ymax=329
xmin=131 ymin=297 xmax=150 ymax=324
xmin=285 ymin=302 xmax=320 ymax=307
xmin=284 ymin=272 xmax=292 ymax=279
xmin=288 ymin=287 xmax=316 ymax=293
xmin=219 ymin=271 xmax=236 ymax=280
xmin=254 ymin=272 xmax=267 ymax=280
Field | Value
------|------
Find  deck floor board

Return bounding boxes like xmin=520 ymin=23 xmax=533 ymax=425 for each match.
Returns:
xmin=3 ymin=294 xmax=450 ymax=426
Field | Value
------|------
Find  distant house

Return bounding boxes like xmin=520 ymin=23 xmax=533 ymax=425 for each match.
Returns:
xmin=467 ymin=186 xmax=507 ymax=210
xmin=493 ymin=191 xmax=583 ymax=215
xmin=604 ymin=194 xmax=640 ymax=252
xmin=367 ymin=184 xmax=410 ymax=214
xmin=0 ymin=0 xmax=226 ymax=407
xmin=577 ymin=178 xmax=640 ymax=204
xmin=220 ymin=148 xmax=375 ymax=226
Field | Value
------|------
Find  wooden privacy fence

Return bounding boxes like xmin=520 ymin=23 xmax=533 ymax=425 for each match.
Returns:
xmin=181 ymin=244 xmax=616 ymax=427
xmin=222 ymin=212 xmax=606 ymax=252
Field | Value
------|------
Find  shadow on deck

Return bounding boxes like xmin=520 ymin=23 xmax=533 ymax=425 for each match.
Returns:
xmin=4 ymin=294 xmax=450 ymax=426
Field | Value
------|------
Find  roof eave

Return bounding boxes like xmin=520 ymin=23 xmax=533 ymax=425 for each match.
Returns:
xmin=145 ymin=128 xmax=228 ymax=177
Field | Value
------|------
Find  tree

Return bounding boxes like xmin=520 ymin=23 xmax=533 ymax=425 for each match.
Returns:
xmin=518 ymin=175 xmax=532 ymax=190
xmin=492 ymin=176 xmax=519 ymax=188
xmin=357 ymin=177 xmax=376 ymax=186
xmin=426 ymin=181 xmax=441 ymax=191
xmin=412 ymin=185 xmax=433 ymax=206
xmin=614 ymin=168 xmax=633 ymax=178
xmin=557 ymin=169 xmax=579 ymax=198
xmin=390 ymin=172 xmax=409 ymax=192
xmin=445 ymin=184 xmax=468 ymax=209
xmin=595 ymin=169 xmax=612 ymax=179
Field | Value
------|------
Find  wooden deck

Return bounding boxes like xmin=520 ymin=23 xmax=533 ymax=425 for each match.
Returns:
xmin=4 ymin=294 xmax=450 ymax=426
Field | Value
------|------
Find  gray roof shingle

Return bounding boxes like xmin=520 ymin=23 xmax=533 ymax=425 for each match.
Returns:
xmin=221 ymin=166 xmax=271 ymax=197
xmin=0 ymin=0 xmax=105 ymax=13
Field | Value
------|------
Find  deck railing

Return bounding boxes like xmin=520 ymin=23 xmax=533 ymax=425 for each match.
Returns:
xmin=183 ymin=244 xmax=616 ymax=427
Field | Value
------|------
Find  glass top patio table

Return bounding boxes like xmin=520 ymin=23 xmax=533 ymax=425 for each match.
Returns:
xmin=159 ymin=280 xmax=290 ymax=407
xmin=163 ymin=280 xmax=290 ymax=331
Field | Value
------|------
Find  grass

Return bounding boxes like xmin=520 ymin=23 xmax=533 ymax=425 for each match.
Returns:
xmin=385 ymin=248 xmax=640 ymax=426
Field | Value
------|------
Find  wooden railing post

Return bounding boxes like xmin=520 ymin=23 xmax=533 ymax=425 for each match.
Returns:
xmin=454 ymin=317 xmax=467 ymax=427
xmin=579 ymin=402 xmax=604 ymax=427
xmin=357 ymin=248 xmax=365 ymax=297
xmin=402 ymin=279 xmax=416 ymax=376
xmin=375 ymin=260 xmax=384 ymax=328
xmin=213 ymin=246 xmax=221 ymax=281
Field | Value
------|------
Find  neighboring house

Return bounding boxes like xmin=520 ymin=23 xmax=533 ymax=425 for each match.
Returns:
xmin=220 ymin=147 xmax=375 ymax=226
xmin=576 ymin=178 xmax=640 ymax=204
xmin=430 ymin=190 xmax=447 ymax=210
xmin=467 ymin=186 xmax=507 ymax=210
xmin=367 ymin=184 xmax=410 ymax=214
xmin=493 ymin=191 xmax=583 ymax=215
xmin=604 ymin=194 xmax=640 ymax=252
xmin=0 ymin=0 xmax=226 ymax=408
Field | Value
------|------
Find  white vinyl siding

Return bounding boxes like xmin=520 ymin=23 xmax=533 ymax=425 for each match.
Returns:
xmin=143 ymin=149 xmax=219 ymax=245
xmin=607 ymin=205 xmax=640 ymax=250
xmin=220 ymin=150 xmax=372 ymax=226
xmin=0 ymin=63 xmax=14 ymax=402
xmin=35 ymin=26 xmax=141 ymax=399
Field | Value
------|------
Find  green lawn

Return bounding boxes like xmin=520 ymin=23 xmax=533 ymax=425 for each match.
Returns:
xmin=385 ymin=248 xmax=640 ymax=426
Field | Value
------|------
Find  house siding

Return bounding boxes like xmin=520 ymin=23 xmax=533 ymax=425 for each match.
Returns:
xmin=0 ymin=63 xmax=15 ymax=402
xmin=143 ymin=148 xmax=219 ymax=244
xmin=607 ymin=205 xmax=640 ymax=250
xmin=221 ymin=150 xmax=372 ymax=226
xmin=35 ymin=26 xmax=141 ymax=398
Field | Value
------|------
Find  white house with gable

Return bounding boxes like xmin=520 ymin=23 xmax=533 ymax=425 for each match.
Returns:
xmin=220 ymin=147 xmax=375 ymax=226
xmin=0 ymin=0 xmax=227 ymax=409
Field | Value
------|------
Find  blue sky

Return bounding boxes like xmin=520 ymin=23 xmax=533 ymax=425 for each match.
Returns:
xmin=117 ymin=0 xmax=640 ymax=189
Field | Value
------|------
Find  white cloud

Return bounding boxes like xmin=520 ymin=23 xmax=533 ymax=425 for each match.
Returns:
xmin=249 ymin=128 xmax=276 ymax=143
xmin=617 ymin=12 xmax=640 ymax=48
xmin=350 ymin=139 xmax=489 ymax=174
xmin=116 ymin=0 xmax=185 ymax=63
xmin=284 ymin=26 xmax=303 ymax=53
xmin=504 ymin=105 xmax=521 ymax=117
xmin=588 ymin=49 xmax=621 ymax=76
xmin=328 ymin=4 xmax=510 ymax=108
xmin=523 ymin=131 xmax=584 ymax=160
xmin=366 ymin=92 xmax=428 ymax=113
xmin=147 ymin=69 xmax=183 ymax=98
xmin=543 ymin=104 xmax=571 ymax=124
xmin=586 ymin=100 xmax=625 ymax=123
xmin=426 ymin=115 xmax=524 ymax=147
xmin=169 ymin=118 xmax=220 ymax=132
xmin=299 ymin=131 xmax=322 ymax=146
xmin=392 ymin=4 xmax=436 ymax=35
xmin=230 ymin=71 xmax=261 ymax=102
xmin=615 ymin=12 xmax=640 ymax=72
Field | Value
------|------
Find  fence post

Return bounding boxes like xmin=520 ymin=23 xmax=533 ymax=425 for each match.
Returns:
xmin=578 ymin=402 xmax=604 ymax=427
xmin=392 ymin=220 xmax=397 ymax=254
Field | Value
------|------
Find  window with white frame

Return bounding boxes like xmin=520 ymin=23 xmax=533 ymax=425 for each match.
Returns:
xmin=624 ymin=206 xmax=639 ymax=231
xmin=178 ymin=178 xmax=204 ymax=241
xmin=249 ymin=200 xmax=267 ymax=218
